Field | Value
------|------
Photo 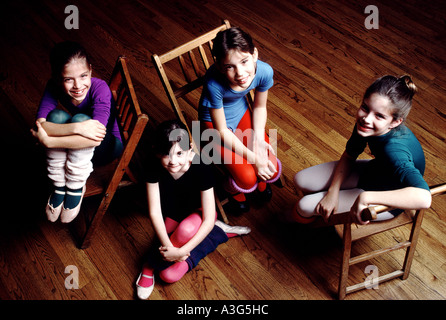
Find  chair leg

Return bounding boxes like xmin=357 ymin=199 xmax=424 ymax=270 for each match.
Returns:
xmin=401 ymin=209 xmax=424 ymax=280
xmin=80 ymin=193 xmax=114 ymax=249
xmin=215 ymin=194 xmax=229 ymax=224
xmin=338 ymin=223 xmax=352 ymax=300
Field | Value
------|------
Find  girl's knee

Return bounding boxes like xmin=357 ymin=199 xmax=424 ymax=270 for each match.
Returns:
xmin=296 ymin=195 xmax=319 ymax=218
xmin=46 ymin=109 xmax=71 ymax=124
xmin=159 ymin=261 xmax=189 ymax=284
xmin=175 ymin=214 xmax=202 ymax=241
xmin=71 ymin=113 xmax=91 ymax=123
xmin=231 ymin=166 xmax=257 ymax=190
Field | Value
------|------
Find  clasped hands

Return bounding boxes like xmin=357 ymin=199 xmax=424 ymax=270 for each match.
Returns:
xmin=159 ymin=245 xmax=190 ymax=262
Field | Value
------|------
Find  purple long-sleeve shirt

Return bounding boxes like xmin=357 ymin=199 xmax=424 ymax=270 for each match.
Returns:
xmin=37 ymin=77 xmax=121 ymax=142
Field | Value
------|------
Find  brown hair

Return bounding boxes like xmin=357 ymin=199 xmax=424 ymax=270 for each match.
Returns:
xmin=50 ymin=41 xmax=91 ymax=80
xmin=212 ymin=27 xmax=255 ymax=63
xmin=364 ymin=75 xmax=417 ymax=121
xmin=152 ymin=120 xmax=191 ymax=156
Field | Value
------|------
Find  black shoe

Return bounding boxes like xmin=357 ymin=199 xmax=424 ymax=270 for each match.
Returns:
xmin=257 ymin=184 xmax=273 ymax=202
xmin=226 ymin=193 xmax=250 ymax=215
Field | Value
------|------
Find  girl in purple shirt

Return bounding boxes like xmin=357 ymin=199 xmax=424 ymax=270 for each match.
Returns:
xmin=31 ymin=41 xmax=123 ymax=223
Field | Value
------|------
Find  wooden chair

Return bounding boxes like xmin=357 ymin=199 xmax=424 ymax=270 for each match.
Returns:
xmin=76 ymin=56 xmax=149 ymax=249
xmin=151 ymin=20 xmax=283 ymax=223
xmin=152 ymin=20 xmax=231 ymax=137
xmin=335 ymin=183 xmax=446 ymax=299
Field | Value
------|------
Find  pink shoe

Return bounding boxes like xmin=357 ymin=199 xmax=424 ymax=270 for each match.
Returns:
xmin=45 ymin=189 xmax=65 ymax=222
xmin=60 ymin=185 xmax=86 ymax=223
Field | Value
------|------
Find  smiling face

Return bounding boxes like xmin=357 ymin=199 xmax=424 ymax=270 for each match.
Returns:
xmin=159 ymin=142 xmax=193 ymax=176
xmin=61 ymin=58 xmax=92 ymax=105
xmin=219 ymin=48 xmax=258 ymax=91
xmin=356 ymin=93 xmax=403 ymax=137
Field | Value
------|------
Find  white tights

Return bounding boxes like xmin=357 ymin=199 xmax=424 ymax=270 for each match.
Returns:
xmin=293 ymin=160 xmax=396 ymax=221
xmin=46 ymin=147 xmax=94 ymax=190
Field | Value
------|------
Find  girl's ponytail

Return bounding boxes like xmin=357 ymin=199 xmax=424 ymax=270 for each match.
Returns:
xmin=400 ymin=75 xmax=417 ymax=99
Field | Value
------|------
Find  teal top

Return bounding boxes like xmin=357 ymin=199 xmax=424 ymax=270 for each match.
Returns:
xmin=346 ymin=125 xmax=429 ymax=192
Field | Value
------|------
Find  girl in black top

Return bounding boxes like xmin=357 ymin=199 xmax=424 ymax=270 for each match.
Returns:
xmin=136 ymin=120 xmax=250 ymax=299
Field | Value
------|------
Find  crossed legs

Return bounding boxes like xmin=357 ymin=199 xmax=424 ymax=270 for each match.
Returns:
xmin=293 ymin=160 xmax=397 ymax=222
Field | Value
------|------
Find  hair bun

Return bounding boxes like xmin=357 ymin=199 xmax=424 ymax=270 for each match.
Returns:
xmin=400 ymin=75 xmax=417 ymax=96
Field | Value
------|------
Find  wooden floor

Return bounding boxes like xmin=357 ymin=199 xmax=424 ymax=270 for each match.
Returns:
xmin=1 ymin=0 xmax=446 ymax=301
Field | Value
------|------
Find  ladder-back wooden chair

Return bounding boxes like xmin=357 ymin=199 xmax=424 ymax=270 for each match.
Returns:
xmin=151 ymin=20 xmax=283 ymax=223
xmin=76 ymin=56 xmax=149 ymax=249
xmin=152 ymin=20 xmax=231 ymax=138
xmin=335 ymin=183 xmax=446 ymax=299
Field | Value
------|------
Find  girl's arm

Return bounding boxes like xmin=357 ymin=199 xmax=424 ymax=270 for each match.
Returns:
xmin=147 ymin=182 xmax=173 ymax=248
xmin=39 ymin=118 xmax=106 ymax=140
xmin=351 ymin=187 xmax=432 ymax=224
xmin=251 ymin=90 xmax=268 ymax=138
xmin=210 ymin=107 xmax=256 ymax=163
xmin=251 ymin=90 xmax=276 ymax=180
xmin=316 ymin=151 xmax=356 ymax=221
xmin=32 ymin=118 xmax=105 ymax=149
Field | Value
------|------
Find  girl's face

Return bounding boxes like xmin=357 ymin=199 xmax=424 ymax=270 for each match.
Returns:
xmin=356 ymin=93 xmax=403 ymax=137
xmin=220 ymin=48 xmax=258 ymax=91
xmin=61 ymin=58 xmax=92 ymax=105
xmin=160 ymin=142 xmax=193 ymax=176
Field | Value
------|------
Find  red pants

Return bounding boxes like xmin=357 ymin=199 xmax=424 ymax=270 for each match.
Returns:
xmin=202 ymin=109 xmax=279 ymax=190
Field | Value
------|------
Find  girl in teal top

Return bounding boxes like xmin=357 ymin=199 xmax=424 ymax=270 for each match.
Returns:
xmin=293 ymin=75 xmax=431 ymax=225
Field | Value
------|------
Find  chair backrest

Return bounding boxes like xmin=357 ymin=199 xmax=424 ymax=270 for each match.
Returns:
xmin=151 ymin=20 xmax=231 ymax=137
xmin=80 ymin=57 xmax=148 ymax=248
xmin=107 ymin=56 xmax=148 ymax=186
xmin=109 ymin=56 xmax=148 ymax=145
xmin=85 ymin=56 xmax=148 ymax=197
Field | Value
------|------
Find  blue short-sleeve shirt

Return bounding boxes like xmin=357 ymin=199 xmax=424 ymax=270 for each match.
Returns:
xmin=199 ymin=60 xmax=274 ymax=131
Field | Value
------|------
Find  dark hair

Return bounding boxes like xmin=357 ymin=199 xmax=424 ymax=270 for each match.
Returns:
xmin=364 ymin=75 xmax=417 ymax=121
xmin=212 ymin=27 xmax=255 ymax=63
xmin=49 ymin=41 xmax=91 ymax=80
xmin=152 ymin=120 xmax=191 ymax=156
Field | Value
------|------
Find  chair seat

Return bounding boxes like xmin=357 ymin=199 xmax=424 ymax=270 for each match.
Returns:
xmin=85 ymin=159 xmax=135 ymax=197
xmin=334 ymin=210 xmax=414 ymax=242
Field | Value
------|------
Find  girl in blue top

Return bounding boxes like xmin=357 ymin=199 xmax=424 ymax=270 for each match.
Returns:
xmin=199 ymin=27 xmax=281 ymax=213
xmin=293 ymin=75 xmax=431 ymax=225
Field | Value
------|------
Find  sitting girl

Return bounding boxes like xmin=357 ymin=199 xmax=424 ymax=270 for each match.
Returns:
xmin=199 ymin=27 xmax=281 ymax=214
xmin=136 ymin=120 xmax=250 ymax=300
xmin=293 ymin=75 xmax=431 ymax=225
xmin=31 ymin=41 xmax=122 ymax=223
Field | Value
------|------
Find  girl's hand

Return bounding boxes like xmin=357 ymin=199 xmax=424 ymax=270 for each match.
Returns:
xmin=255 ymin=159 xmax=277 ymax=181
xmin=254 ymin=139 xmax=277 ymax=181
xmin=350 ymin=192 xmax=370 ymax=225
xmin=75 ymin=119 xmax=106 ymax=142
xmin=316 ymin=190 xmax=339 ymax=221
xmin=31 ymin=121 xmax=50 ymax=147
xmin=159 ymin=246 xmax=190 ymax=262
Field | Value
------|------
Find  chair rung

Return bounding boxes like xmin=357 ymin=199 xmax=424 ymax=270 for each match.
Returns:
xmin=349 ymin=241 xmax=411 ymax=265
xmin=346 ymin=270 xmax=405 ymax=294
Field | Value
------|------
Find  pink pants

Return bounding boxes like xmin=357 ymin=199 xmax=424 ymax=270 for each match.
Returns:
xmin=159 ymin=211 xmax=214 ymax=283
